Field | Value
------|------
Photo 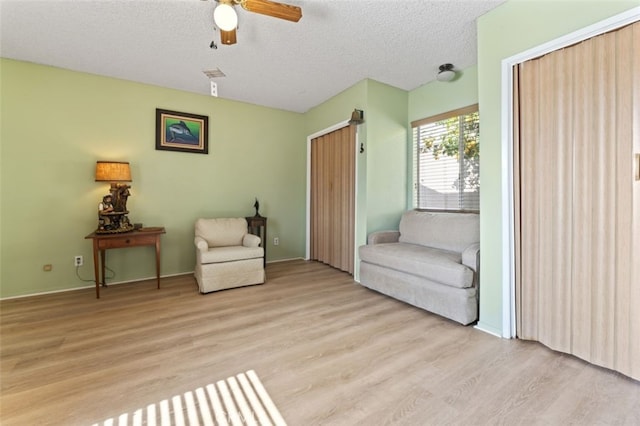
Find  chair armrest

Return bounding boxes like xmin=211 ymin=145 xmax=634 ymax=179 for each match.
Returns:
xmin=243 ymin=233 xmax=261 ymax=247
xmin=367 ymin=230 xmax=400 ymax=245
xmin=194 ymin=236 xmax=208 ymax=252
xmin=462 ymin=243 xmax=480 ymax=273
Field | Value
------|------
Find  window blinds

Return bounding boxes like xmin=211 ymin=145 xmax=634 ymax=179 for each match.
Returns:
xmin=412 ymin=105 xmax=480 ymax=211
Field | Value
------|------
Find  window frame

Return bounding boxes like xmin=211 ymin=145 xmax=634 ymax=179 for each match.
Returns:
xmin=411 ymin=104 xmax=480 ymax=213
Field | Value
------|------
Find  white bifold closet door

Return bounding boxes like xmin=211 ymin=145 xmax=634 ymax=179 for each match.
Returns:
xmin=310 ymin=124 xmax=356 ymax=274
xmin=514 ymin=21 xmax=639 ymax=380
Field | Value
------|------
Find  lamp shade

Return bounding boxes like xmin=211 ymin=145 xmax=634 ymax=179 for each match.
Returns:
xmin=95 ymin=161 xmax=131 ymax=182
xmin=214 ymin=3 xmax=238 ymax=31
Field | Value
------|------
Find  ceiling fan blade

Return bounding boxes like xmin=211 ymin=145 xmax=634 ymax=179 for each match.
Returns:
xmin=241 ymin=0 xmax=302 ymax=23
xmin=220 ymin=28 xmax=237 ymax=45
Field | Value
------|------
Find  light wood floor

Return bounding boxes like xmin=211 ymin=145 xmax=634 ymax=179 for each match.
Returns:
xmin=1 ymin=260 xmax=639 ymax=425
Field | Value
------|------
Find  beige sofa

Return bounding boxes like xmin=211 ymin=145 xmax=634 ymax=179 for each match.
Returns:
xmin=194 ymin=218 xmax=265 ymax=293
xmin=358 ymin=211 xmax=480 ymax=325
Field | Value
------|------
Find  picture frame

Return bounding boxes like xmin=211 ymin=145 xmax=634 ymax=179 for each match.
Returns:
xmin=155 ymin=108 xmax=209 ymax=154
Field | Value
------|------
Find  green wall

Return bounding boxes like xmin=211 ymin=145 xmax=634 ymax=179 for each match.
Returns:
xmin=408 ymin=65 xmax=480 ymax=208
xmin=0 ymin=59 xmax=307 ymax=298
xmin=408 ymin=65 xmax=479 ymax=122
xmin=476 ymin=0 xmax=640 ymax=335
xmin=0 ymin=61 xmax=410 ymax=298
xmin=365 ymin=80 xmax=408 ymax=233
xmin=306 ymin=79 xmax=408 ymax=233
xmin=305 ymin=80 xmax=368 ymax=136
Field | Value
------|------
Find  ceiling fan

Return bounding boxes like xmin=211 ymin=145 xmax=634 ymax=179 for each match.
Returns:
xmin=212 ymin=0 xmax=303 ymax=46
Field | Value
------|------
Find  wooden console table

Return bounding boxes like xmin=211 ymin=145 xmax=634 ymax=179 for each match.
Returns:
xmin=246 ymin=215 xmax=267 ymax=267
xmin=85 ymin=227 xmax=166 ymax=298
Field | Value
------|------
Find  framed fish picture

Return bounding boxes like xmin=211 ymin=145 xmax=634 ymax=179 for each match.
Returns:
xmin=155 ymin=109 xmax=209 ymax=154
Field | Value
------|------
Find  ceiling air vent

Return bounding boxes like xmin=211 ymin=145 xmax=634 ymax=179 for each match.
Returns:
xmin=203 ymin=68 xmax=226 ymax=79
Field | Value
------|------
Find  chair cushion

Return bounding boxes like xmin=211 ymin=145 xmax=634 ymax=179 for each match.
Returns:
xmin=195 ymin=218 xmax=247 ymax=247
xmin=200 ymin=246 xmax=264 ymax=264
xmin=358 ymin=242 xmax=473 ymax=289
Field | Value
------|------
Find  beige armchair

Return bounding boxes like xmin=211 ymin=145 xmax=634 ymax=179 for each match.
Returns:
xmin=194 ymin=218 xmax=265 ymax=293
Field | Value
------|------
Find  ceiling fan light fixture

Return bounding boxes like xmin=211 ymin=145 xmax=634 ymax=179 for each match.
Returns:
xmin=214 ymin=3 xmax=238 ymax=31
xmin=436 ymin=63 xmax=456 ymax=82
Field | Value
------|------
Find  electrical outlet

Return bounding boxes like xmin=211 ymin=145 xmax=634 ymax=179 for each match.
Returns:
xmin=273 ymin=237 xmax=279 ymax=246
xmin=74 ymin=255 xmax=83 ymax=267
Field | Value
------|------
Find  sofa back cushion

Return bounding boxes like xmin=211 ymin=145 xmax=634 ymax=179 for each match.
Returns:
xmin=398 ymin=211 xmax=479 ymax=253
xmin=195 ymin=218 xmax=247 ymax=247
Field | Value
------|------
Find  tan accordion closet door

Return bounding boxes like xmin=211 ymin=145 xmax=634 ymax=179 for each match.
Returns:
xmin=514 ymin=22 xmax=639 ymax=380
xmin=310 ymin=125 xmax=356 ymax=274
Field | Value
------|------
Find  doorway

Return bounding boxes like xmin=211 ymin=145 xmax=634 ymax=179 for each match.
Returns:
xmin=307 ymin=123 xmax=357 ymax=274
xmin=509 ymin=17 xmax=639 ymax=380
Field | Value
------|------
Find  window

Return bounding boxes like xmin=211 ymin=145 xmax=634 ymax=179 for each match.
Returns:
xmin=412 ymin=104 xmax=480 ymax=211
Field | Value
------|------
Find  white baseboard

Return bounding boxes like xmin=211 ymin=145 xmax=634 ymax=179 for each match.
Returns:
xmin=266 ymin=257 xmax=304 ymax=264
xmin=1 ymin=259 xmax=307 ymax=301
xmin=474 ymin=321 xmax=505 ymax=338
xmin=0 ymin=271 xmax=194 ymax=301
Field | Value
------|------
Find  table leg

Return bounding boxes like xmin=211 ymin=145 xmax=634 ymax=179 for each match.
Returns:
xmin=92 ymin=240 xmax=100 ymax=299
xmin=100 ymin=249 xmax=107 ymax=287
xmin=155 ymin=237 xmax=161 ymax=289
xmin=263 ymin=223 xmax=267 ymax=268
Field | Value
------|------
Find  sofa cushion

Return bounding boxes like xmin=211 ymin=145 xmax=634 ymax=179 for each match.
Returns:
xmin=398 ymin=211 xmax=479 ymax=253
xmin=200 ymin=246 xmax=264 ymax=264
xmin=359 ymin=242 xmax=473 ymax=289
xmin=195 ymin=218 xmax=247 ymax=247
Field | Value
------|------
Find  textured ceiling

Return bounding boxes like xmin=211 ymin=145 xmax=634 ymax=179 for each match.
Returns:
xmin=0 ymin=0 xmax=506 ymax=113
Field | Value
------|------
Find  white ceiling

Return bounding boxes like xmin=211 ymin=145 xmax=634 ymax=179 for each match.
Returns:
xmin=0 ymin=0 xmax=506 ymax=113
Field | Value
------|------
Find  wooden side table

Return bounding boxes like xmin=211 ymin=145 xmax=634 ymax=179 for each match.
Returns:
xmin=85 ymin=227 xmax=166 ymax=298
xmin=246 ymin=215 xmax=267 ymax=267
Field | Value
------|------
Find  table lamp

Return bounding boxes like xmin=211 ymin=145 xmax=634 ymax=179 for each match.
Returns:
xmin=95 ymin=161 xmax=134 ymax=233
